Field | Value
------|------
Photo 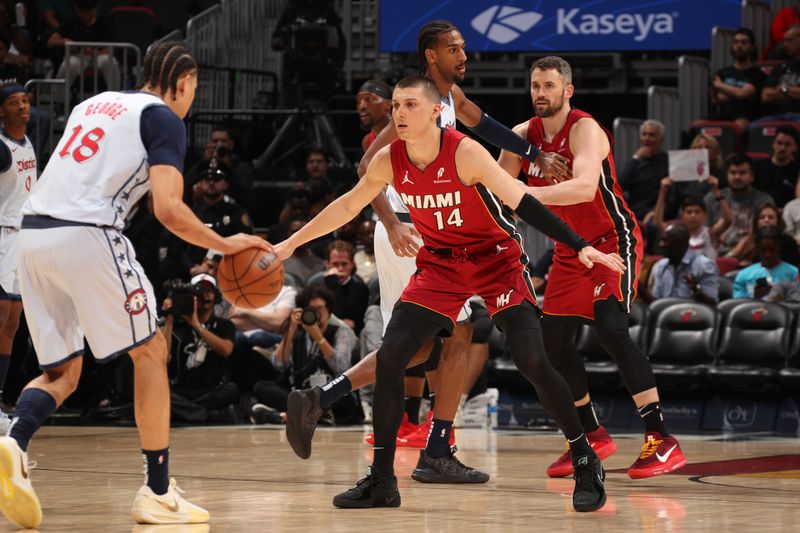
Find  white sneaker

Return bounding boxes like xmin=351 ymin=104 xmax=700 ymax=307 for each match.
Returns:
xmin=131 ymin=478 xmax=209 ymax=524
xmin=0 ymin=436 xmax=42 ymax=528
xmin=0 ymin=412 xmax=10 ymax=436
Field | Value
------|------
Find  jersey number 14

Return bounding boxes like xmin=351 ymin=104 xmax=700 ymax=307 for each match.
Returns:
xmin=433 ymin=208 xmax=464 ymax=230
xmin=58 ymin=125 xmax=106 ymax=163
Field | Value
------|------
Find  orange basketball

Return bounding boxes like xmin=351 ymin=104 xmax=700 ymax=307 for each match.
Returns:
xmin=217 ymin=248 xmax=285 ymax=309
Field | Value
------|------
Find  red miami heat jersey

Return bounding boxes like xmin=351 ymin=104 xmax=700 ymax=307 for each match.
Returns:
xmin=523 ymin=108 xmax=641 ymax=258
xmin=390 ymin=129 xmax=516 ymax=250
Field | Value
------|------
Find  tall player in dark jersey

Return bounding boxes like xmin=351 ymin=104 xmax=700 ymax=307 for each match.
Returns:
xmin=276 ymin=76 xmax=625 ymax=512
xmin=498 ymin=56 xmax=687 ymax=479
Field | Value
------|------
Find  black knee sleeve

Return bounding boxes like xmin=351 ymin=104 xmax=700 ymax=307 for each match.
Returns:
xmin=405 ymin=361 xmax=426 ymax=377
xmin=593 ymin=298 xmax=656 ymax=395
xmin=470 ymin=305 xmax=493 ymax=344
xmin=541 ymin=314 xmax=589 ymax=401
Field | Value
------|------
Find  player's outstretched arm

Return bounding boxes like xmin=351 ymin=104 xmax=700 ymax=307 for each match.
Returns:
xmin=151 ymin=165 xmax=270 ymax=255
xmin=457 ymin=139 xmax=624 ymax=274
xmin=276 ymin=148 xmax=393 ymax=261
xmin=521 ymin=118 xmax=608 ymax=206
xmin=451 ymin=84 xmax=570 ymax=180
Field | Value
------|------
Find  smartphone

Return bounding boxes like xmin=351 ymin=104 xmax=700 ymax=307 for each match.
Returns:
xmin=755 ymin=277 xmax=769 ymax=288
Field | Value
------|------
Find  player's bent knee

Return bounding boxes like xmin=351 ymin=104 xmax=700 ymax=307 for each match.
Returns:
xmin=129 ymin=331 xmax=169 ymax=365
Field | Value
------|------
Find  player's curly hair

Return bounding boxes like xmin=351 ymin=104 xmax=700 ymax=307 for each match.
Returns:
xmin=141 ymin=41 xmax=197 ymax=99
xmin=417 ymin=20 xmax=458 ymax=76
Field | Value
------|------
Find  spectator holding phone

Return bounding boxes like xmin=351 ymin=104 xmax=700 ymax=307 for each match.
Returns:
xmin=733 ymin=226 xmax=799 ymax=299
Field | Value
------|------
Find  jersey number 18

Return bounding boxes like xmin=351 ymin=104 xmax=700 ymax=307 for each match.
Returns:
xmin=58 ymin=125 xmax=106 ymax=163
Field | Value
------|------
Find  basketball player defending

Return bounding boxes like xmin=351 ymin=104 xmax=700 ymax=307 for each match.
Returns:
xmin=0 ymin=85 xmax=36 ymax=434
xmin=0 ymin=42 xmax=268 ymax=529
xmin=497 ymin=56 xmax=686 ymax=479
xmin=278 ymin=77 xmax=625 ymax=512
xmin=286 ymin=21 xmax=570 ymax=484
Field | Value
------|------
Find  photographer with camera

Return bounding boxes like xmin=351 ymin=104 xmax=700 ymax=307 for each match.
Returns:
xmin=161 ymin=274 xmax=240 ymax=423
xmin=252 ymin=284 xmax=359 ymax=422
xmin=187 ymin=126 xmax=254 ymax=208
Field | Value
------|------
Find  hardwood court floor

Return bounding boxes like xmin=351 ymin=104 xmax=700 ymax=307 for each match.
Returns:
xmin=4 ymin=425 xmax=800 ymax=532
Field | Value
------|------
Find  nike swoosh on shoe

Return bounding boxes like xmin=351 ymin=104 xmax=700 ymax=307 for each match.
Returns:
xmin=656 ymin=445 xmax=677 ymax=463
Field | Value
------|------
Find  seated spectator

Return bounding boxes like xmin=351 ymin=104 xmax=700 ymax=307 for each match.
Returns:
xmin=661 ymin=134 xmax=727 ymax=219
xmin=282 ymin=219 xmax=325 ymax=284
xmin=783 ymin=195 xmax=800 ymax=245
xmin=230 ymin=282 xmax=296 ymax=355
xmin=354 ymin=220 xmax=377 ymax=283
xmin=733 ymin=227 xmax=800 ymax=299
xmin=254 ymin=285 xmax=360 ymax=422
xmin=186 ymin=125 xmax=254 ymax=209
xmin=704 ymin=153 xmax=774 ymax=256
xmin=753 ymin=125 xmax=799 ymax=207
xmin=48 ymin=0 xmax=120 ymax=90
xmin=618 ymin=119 xmax=668 ymax=224
xmin=0 ymin=33 xmax=29 ymax=85
xmin=41 ymin=0 xmax=77 ymax=34
xmin=162 ymin=274 xmax=239 ymax=423
xmin=643 ymin=223 xmax=719 ymax=304
xmin=711 ymin=28 xmax=765 ymax=129
xmin=323 ymin=240 xmax=369 ymax=333
xmin=728 ymin=203 xmax=799 ymax=267
xmin=759 ymin=25 xmax=800 ymax=121
xmin=275 ymin=187 xmax=311 ymax=225
xmin=764 ymin=2 xmax=800 ymax=59
xmin=654 ymin=182 xmax=729 ymax=261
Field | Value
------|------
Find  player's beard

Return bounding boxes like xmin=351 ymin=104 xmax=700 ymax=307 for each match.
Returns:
xmin=534 ymin=92 xmax=565 ymax=118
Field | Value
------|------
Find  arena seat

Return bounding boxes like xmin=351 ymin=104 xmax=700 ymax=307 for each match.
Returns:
xmin=747 ymin=121 xmax=800 ymax=154
xmin=716 ymin=256 xmax=741 ymax=276
xmin=647 ymin=301 xmax=717 ymax=390
xmin=689 ymin=120 xmax=744 ymax=156
xmin=717 ymin=275 xmax=734 ymax=301
xmin=305 ymin=270 xmax=326 ymax=287
xmin=779 ymin=316 xmax=800 ymax=393
xmin=708 ymin=301 xmax=792 ymax=392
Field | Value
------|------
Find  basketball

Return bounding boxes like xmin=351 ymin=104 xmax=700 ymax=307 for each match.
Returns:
xmin=217 ymin=248 xmax=285 ymax=309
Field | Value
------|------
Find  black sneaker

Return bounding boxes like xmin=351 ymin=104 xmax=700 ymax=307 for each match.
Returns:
xmin=286 ymin=387 xmax=323 ymax=459
xmin=572 ymin=454 xmax=606 ymax=512
xmin=411 ymin=446 xmax=490 ymax=484
xmin=332 ymin=469 xmax=401 ymax=509
xmin=250 ymin=403 xmax=283 ymax=425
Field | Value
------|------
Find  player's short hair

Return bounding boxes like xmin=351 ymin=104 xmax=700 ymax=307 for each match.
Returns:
xmin=417 ymin=20 xmax=458 ymax=75
xmin=680 ymin=196 xmax=706 ymax=212
xmin=394 ymin=76 xmax=440 ymax=105
xmin=141 ymin=41 xmax=197 ymax=99
xmin=296 ymin=284 xmax=335 ymax=313
xmin=530 ymin=56 xmax=573 ymax=85
xmin=326 ymin=239 xmax=355 ymax=261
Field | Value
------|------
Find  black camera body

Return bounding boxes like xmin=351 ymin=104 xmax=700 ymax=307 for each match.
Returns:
xmin=301 ymin=307 xmax=319 ymax=326
xmin=163 ymin=280 xmax=204 ymax=318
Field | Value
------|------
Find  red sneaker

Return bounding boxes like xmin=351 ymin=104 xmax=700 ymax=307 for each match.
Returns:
xmin=398 ymin=412 xmax=456 ymax=448
xmin=627 ymin=433 xmax=687 ymax=479
xmin=364 ymin=413 xmax=421 ymax=445
xmin=546 ymin=426 xmax=618 ymax=478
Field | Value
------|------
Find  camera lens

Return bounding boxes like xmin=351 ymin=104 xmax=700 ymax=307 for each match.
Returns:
xmin=301 ymin=307 xmax=319 ymax=326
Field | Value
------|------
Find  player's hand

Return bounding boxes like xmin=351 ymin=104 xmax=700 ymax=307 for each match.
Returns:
xmin=273 ymin=240 xmax=295 ymax=262
xmin=387 ymin=221 xmax=422 ymax=257
xmin=660 ymin=177 xmax=673 ymax=190
xmin=578 ymin=246 xmax=626 ymax=273
xmin=534 ymin=151 xmax=571 ymax=184
xmin=221 ymin=234 xmax=272 ymax=255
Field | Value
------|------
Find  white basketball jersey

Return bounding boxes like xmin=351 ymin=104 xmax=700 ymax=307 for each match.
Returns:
xmin=0 ymin=131 xmax=36 ymax=228
xmin=386 ymin=91 xmax=456 ymax=214
xmin=23 ymin=91 xmax=168 ymax=230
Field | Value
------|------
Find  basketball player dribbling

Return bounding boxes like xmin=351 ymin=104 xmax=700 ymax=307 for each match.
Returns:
xmin=0 ymin=42 xmax=268 ymax=529
xmin=277 ymin=76 xmax=626 ymax=512
xmin=497 ymin=56 xmax=686 ymax=479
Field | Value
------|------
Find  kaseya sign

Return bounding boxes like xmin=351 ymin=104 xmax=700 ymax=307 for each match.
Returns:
xmin=379 ymin=0 xmax=740 ymax=52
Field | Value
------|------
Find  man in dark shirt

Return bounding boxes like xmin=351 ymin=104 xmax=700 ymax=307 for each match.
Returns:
xmin=322 ymin=240 xmax=369 ymax=334
xmin=618 ymin=119 xmax=669 ymax=223
xmin=754 ymin=125 xmax=800 ymax=206
xmin=711 ymin=28 xmax=766 ymax=128
xmin=761 ymin=24 xmax=800 ymax=119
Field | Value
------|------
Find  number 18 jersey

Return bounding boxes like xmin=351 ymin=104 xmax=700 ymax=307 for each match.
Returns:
xmin=23 ymin=91 xmax=182 ymax=230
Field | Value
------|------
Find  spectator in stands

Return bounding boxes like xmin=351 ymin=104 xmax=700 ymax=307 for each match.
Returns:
xmin=0 ymin=33 xmax=27 ymax=85
xmin=305 ymin=146 xmax=329 ymax=181
xmin=760 ymin=24 xmax=800 ymax=121
xmin=48 ymin=0 xmax=120 ymax=90
xmin=764 ymin=2 xmax=800 ymax=59
xmin=711 ymin=28 xmax=766 ymax=128
xmin=276 ymin=188 xmax=311 ymax=225
xmin=322 ymin=240 xmax=369 ymax=334
xmin=618 ymin=119 xmax=668 ymax=224
xmin=733 ymin=226 xmax=799 ymax=299
xmin=230 ymin=282 xmax=296 ymax=355
xmin=704 ymin=153 xmax=774 ymax=256
xmin=663 ymin=133 xmax=727 ymax=218
xmin=254 ymin=285 xmax=360 ymax=422
xmin=782 ymin=193 xmax=800 ymax=245
xmin=753 ymin=125 xmax=799 ymax=207
xmin=643 ymin=223 xmax=719 ymax=305
xmin=654 ymin=181 xmax=729 ymax=261
xmin=357 ymin=79 xmax=391 ymax=151
xmin=187 ymin=126 xmax=254 ymax=209
xmin=162 ymin=274 xmax=240 ymax=423
xmin=728 ymin=203 xmax=799 ymax=267
xmin=354 ymin=220 xmax=377 ymax=283
xmin=282 ymin=219 xmax=325 ymax=284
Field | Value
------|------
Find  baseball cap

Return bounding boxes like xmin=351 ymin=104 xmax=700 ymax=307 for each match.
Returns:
xmin=190 ymin=273 xmax=217 ymax=289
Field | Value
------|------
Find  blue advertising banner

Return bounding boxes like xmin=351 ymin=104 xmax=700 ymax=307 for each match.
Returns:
xmin=380 ymin=0 xmax=741 ymax=52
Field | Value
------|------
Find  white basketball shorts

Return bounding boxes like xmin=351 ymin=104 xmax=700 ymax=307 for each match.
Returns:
xmin=17 ymin=223 xmax=158 ymax=369
xmin=0 ymin=227 xmax=21 ymax=299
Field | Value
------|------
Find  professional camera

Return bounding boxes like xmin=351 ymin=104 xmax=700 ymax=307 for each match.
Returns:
xmin=214 ymin=141 xmax=230 ymax=158
xmin=300 ymin=307 xmax=319 ymax=326
xmin=163 ymin=280 xmax=204 ymax=318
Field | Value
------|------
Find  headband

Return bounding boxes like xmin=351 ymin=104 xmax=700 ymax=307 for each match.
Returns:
xmin=358 ymin=80 xmax=391 ymax=100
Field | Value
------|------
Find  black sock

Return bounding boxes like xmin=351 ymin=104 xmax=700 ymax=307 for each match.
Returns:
xmin=371 ymin=445 xmax=395 ymax=478
xmin=0 ymin=355 xmax=10 ymax=399
xmin=425 ymin=418 xmax=453 ymax=459
xmin=320 ymin=375 xmax=352 ymax=409
xmin=568 ymin=433 xmax=594 ymax=464
xmin=142 ymin=448 xmax=170 ymax=495
xmin=577 ymin=402 xmax=600 ymax=433
xmin=404 ymin=396 xmax=421 ymax=425
xmin=638 ymin=402 xmax=669 ymax=436
xmin=428 ymin=393 xmax=436 ymax=412
xmin=9 ymin=388 xmax=57 ymax=451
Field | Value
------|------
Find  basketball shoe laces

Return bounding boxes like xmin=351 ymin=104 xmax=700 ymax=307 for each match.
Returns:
xmin=637 ymin=436 xmax=663 ymax=460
